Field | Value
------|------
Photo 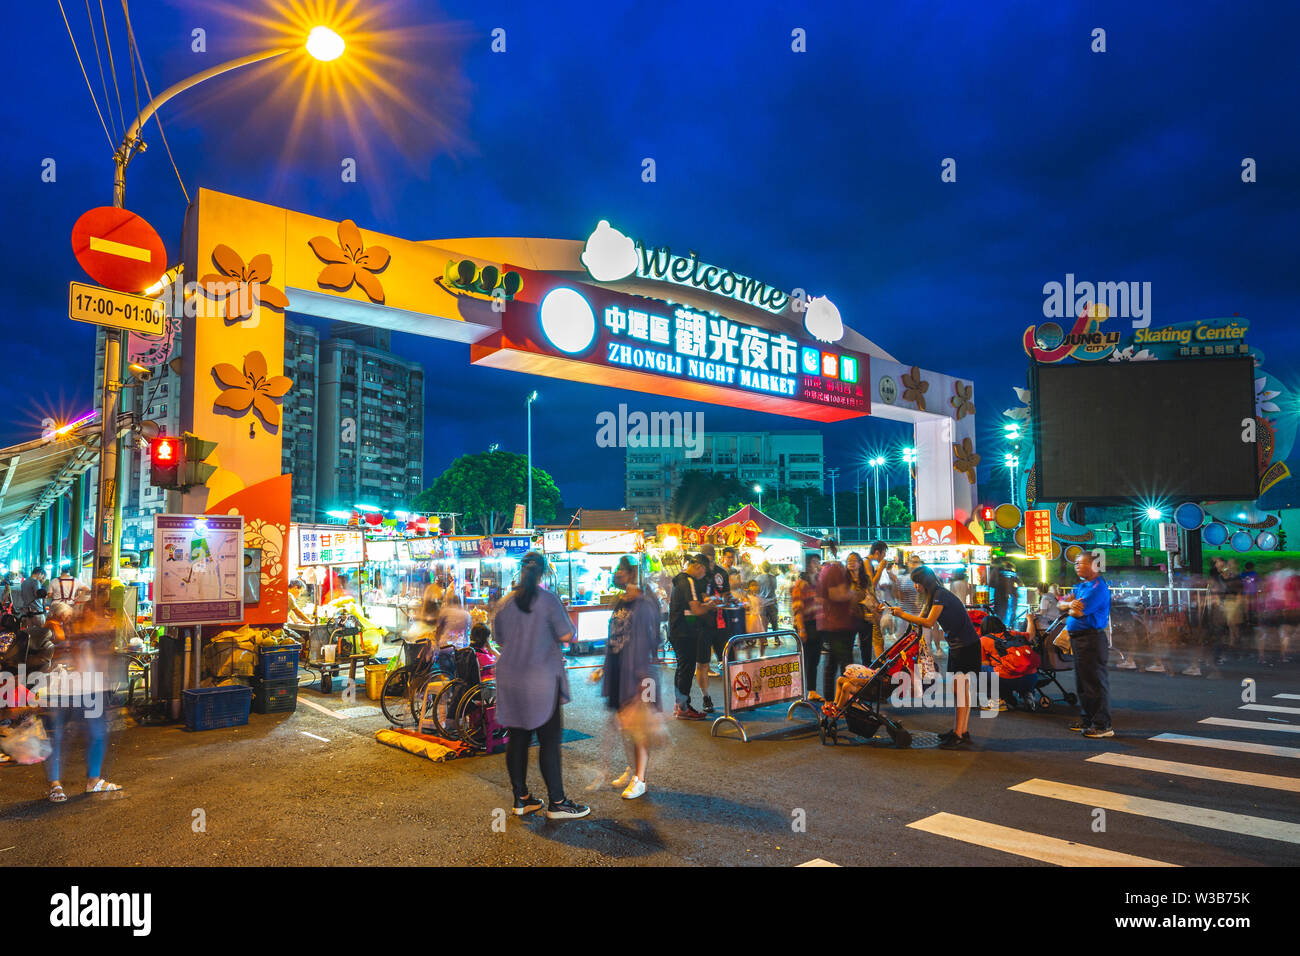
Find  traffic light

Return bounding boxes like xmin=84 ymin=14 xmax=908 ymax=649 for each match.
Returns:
xmin=150 ymin=436 xmax=182 ymax=489
xmin=182 ymin=433 xmax=218 ymax=489
xmin=978 ymin=505 xmax=995 ymax=532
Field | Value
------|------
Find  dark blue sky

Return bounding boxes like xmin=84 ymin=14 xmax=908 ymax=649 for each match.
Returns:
xmin=6 ymin=0 xmax=1298 ymax=510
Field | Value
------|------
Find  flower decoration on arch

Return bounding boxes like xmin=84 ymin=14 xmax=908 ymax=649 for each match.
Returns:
xmin=950 ymin=380 xmax=975 ymax=420
xmin=952 ymin=437 xmax=980 ymax=485
xmin=901 ymin=365 xmax=929 ymax=411
xmin=309 ymin=219 xmax=390 ymax=303
xmin=212 ymin=351 xmax=293 ymax=434
xmin=200 ymin=245 xmax=290 ymax=322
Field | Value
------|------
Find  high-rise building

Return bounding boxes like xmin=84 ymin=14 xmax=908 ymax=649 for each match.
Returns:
xmin=625 ymin=430 xmax=824 ymax=528
xmin=282 ymin=320 xmax=320 ymax=522
xmin=314 ymin=324 xmax=425 ymax=515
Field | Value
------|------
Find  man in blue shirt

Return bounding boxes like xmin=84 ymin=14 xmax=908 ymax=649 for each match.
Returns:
xmin=1064 ymin=552 xmax=1113 ymax=737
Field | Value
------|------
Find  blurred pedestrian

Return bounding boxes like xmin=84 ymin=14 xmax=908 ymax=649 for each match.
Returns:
xmin=792 ymin=553 xmax=822 ymax=701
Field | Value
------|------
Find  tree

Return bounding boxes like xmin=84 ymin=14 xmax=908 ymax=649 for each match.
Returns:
xmin=764 ymin=497 xmax=801 ymax=528
xmin=414 ymin=451 xmax=561 ymax=534
xmin=882 ymin=494 xmax=913 ymax=528
xmin=671 ymin=470 xmax=748 ymax=526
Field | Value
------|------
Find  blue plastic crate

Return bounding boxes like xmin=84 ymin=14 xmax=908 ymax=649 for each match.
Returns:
xmin=184 ymin=685 xmax=253 ymax=732
xmin=256 ymin=642 xmax=301 ymax=681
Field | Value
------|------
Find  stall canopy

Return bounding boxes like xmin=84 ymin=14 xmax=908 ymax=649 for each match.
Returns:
xmin=712 ymin=505 xmax=822 ymax=548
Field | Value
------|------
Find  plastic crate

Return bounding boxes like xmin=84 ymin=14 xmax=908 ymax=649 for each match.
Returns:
xmin=256 ymin=642 xmax=301 ymax=681
xmin=252 ymin=677 xmax=298 ymax=714
xmin=184 ymin=685 xmax=253 ymax=732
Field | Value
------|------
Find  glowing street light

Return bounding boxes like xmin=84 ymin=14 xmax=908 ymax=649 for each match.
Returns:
xmin=902 ymin=446 xmax=916 ymax=520
xmin=306 ymin=26 xmax=346 ymax=61
xmin=753 ymin=484 xmax=764 ymax=510
xmin=1146 ymin=507 xmax=1162 ymax=521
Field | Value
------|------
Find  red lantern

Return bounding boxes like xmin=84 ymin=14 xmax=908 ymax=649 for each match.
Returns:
xmin=365 ymin=512 xmax=383 ymax=526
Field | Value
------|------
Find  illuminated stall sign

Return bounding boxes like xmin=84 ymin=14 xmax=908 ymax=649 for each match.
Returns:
xmin=471 ymin=269 xmax=868 ymax=423
xmin=298 ymin=526 xmax=365 ymax=566
xmin=451 ymin=537 xmax=488 ymax=558
xmin=566 ymin=528 xmax=645 ymax=553
xmin=490 ymin=535 xmax=532 ymax=557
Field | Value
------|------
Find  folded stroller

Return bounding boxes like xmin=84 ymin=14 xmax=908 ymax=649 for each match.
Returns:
xmin=1032 ymin=617 xmax=1078 ymax=709
xmin=818 ymin=625 xmax=923 ymax=749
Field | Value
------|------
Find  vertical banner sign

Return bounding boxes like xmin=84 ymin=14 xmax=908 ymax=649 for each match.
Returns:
xmin=512 ymin=503 xmax=526 ymax=532
xmin=1024 ymin=509 xmax=1053 ymax=558
xmin=153 ymin=515 xmax=245 ymax=625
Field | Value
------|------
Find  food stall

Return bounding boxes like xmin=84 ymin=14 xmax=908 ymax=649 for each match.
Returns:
xmin=538 ymin=511 xmax=646 ymax=653
xmin=901 ymin=519 xmax=993 ymax=606
xmin=448 ymin=534 xmax=532 ymax=606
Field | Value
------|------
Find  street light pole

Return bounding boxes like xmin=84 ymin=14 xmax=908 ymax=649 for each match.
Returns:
xmin=827 ymin=467 xmax=840 ymax=541
xmin=754 ymin=484 xmax=763 ymax=511
xmin=526 ymin=391 xmax=538 ymax=527
xmin=94 ymin=45 xmax=304 ymax=604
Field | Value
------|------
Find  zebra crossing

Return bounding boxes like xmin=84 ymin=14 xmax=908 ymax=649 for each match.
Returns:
xmin=904 ymin=692 xmax=1300 ymax=865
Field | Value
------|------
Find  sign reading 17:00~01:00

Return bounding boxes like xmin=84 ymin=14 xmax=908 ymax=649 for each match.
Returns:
xmin=68 ymin=280 xmax=167 ymax=336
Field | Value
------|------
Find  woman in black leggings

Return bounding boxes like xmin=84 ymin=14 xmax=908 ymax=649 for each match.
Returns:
xmin=492 ymin=552 xmax=590 ymax=820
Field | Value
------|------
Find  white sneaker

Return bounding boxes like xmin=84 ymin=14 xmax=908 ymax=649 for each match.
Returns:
xmin=621 ymin=776 xmax=646 ymax=800
xmin=1116 ymin=659 xmax=1138 ymax=670
xmin=1181 ymin=664 xmax=1202 ymax=676
xmin=1145 ymin=661 xmax=1165 ymax=673
xmin=611 ymin=767 xmax=632 ymax=788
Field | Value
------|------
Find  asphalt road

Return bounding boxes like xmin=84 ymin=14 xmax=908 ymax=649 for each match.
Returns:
xmin=2 ymin=650 xmax=1298 ymax=868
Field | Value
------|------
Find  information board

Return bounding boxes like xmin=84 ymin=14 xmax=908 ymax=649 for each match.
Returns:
xmin=153 ymin=514 xmax=244 ymax=625
xmin=725 ymin=645 xmax=804 ymax=713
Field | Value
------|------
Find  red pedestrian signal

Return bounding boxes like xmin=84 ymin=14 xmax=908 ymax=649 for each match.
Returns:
xmin=150 ymin=436 xmax=182 ymax=489
xmin=978 ymin=505 xmax=995 ymax=531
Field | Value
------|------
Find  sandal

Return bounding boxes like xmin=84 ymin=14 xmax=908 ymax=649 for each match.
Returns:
xmin=48 ymin=785 xmax=67 ymax=803
xmin=86 ymin=779 xmax=123 ymax=796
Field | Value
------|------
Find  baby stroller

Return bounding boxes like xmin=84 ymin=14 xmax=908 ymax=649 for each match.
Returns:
xmin=1031 ymin=617 xmax=1078 ymax=710
xmin=818 ymin=625 xmax=923 ymax=749
xmin=428 ymin=647 xmax=507 ymax=754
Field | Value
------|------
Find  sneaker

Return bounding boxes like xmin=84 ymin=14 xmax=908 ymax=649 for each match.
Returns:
xmin=937 ymin=729 xmax=960 ymax=744
xmin=1181 ymin=664 xmax=1202 ymax=677
xmin=611 ymin=767 xmax=632 ymax=788
xmin=1144 ymin=661 xmax=1165 ymax=673
xmin=1083 ymin=726 xmax=1115 ymax=738
xmin=1068 ymin=721 xmax=1090 ymax=733
xmin=512 ymin=794 xmax=544 ymax=816
xmin=621 ymin=776 xmax=646 ymax=800
xmin=674 ymin=705 xmax=705 ymax=720
xmin=701 ymin=695 xmax=715 ymax=714
xmin=983 ymin=698 xmax=1008 ymax=713
xmin=546 ymin=799 xmax=591 ymax=820
xmin=1116 ymin=659 xmax=1138 ymax=670
xmin=938 ymin=733 xmax=974 ymax=750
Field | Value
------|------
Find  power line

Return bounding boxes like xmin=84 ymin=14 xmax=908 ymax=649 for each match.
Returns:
xmin=83 ymin=0 xmax=119 ymax=142
xmin=119 ymin=0 xmax=190 ymax=204
xmin=98 ymin=0 xmax=129 ymax=142
xmin=56 ymin=0 xmax=116 ymax=155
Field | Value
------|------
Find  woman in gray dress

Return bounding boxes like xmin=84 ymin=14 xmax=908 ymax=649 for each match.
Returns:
xmin=493 ymin=552 xmax=590 ymax=820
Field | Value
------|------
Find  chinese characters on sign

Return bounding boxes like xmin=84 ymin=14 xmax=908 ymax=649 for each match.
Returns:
xmin=1024 ymin=509 xmax=1053 ymax=558
xmin=297 ymin=526 xmax=365 ymax=566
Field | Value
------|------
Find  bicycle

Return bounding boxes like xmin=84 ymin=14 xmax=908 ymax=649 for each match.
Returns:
xmin=379 ymin=637 xmax=444 ymax=728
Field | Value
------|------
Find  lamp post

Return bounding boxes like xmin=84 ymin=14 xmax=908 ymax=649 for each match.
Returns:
xmin=827 ymin=468 xmax=840 ymax=541
xmin=868 ymin=456 xmax=885 ymax=533
xmin=1004 ymin=454 xmax=1018 ymax=509
xmin=1004 ymin=423 xmax=1021 ymax=509
xmin=753 ymin=484 xmax=763 ymax=511
xmin=92 ymin=27 xmax=346 ymax=605
xmin=902 ymin=447 xmax=916 ymax=522
xmin=526 ymin=390 xmax=538 ymax=528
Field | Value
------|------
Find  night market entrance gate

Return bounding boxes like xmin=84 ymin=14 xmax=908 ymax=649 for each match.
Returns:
xmin=174 ymin=189 xmax=980 ymax=615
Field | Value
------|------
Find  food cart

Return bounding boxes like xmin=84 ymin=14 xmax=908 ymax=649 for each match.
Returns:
xmin=538 ymin=512 xmax=646 ymax=654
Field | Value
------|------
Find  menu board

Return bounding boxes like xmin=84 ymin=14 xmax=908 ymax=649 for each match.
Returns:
xmin=297 ymin=526 xmax=365 ymax=566
xmin=365 ymin=539 xmax=398 ymax=563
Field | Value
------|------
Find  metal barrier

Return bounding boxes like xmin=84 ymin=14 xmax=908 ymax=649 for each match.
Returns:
xmin=710 ymin=628 xmax=820 ymax=743
xmin=1109 ymin=587 xmax=1210 ymax=610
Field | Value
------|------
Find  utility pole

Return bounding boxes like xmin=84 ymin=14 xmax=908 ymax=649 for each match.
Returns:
xmin=827 ymin=467 xmax=840 ymax=541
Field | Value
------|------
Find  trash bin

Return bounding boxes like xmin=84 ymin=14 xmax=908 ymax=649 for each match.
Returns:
xmin=365 ymin=664 xmax=388 ymax=701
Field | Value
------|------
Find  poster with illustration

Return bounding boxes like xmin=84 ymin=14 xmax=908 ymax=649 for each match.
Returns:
xmin=153 ymin=514 xmax=244 ymax=625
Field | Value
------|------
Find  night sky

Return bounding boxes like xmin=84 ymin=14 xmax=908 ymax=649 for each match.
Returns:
xmin=6 ymin=0 xmax=1298 ymax=511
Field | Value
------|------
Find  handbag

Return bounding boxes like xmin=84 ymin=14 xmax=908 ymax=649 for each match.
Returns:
xmin=1053 ymin=629 xmax=1073 ymax=655
xmin=0 ymin=717 xmax=51 ymax=765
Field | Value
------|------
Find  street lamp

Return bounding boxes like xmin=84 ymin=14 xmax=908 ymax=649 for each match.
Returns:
xmin=1004 ymin=453 xmax=1018 ymax=508
xmin=526 ymin=391 xmax=539 ymax=528
xmin=92 ymin=25 xmax=348 ymax=604
xmin=869 ymin=456 xmax=885 ymax=532
xmin=902 ymin=446 xmax=916 ymax=521
xmin=753 ymin=484 xmax=763 ymax=511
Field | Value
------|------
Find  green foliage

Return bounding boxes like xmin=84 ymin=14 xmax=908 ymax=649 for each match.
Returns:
xmin=882 ymin=495 xmax=913 ymax=527
xmin=763 ymin=498 xmax=801 ymax=527
xmin=671 ymin=471 xmax=748 ymax=526
xmin=414 ymin=451 xmax=561 ymax=533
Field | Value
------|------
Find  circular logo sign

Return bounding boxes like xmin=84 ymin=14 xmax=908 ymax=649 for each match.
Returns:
xmin=732 ymin=671 xmax=752 ymax=702
xmin=878 ymin=375 xmax=898 ymax=404
xmin=1034 ymin=322 xmax=1064 ymax=351
xmin=539 ymin=287 xmax=596 ymax=354
xmin=71 ymin=206 xmax=167 ymax=293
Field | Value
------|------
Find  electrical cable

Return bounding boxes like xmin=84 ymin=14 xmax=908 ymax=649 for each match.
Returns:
xmin=83 ymin=0 xmax=119 ymax=143
xmin=120 ymin=0 xmax=190 ymax=204
xmin=56 ymin=0 xmax=116 ymax=155
xmin=98 ymin=0 xmax=129 ymax=143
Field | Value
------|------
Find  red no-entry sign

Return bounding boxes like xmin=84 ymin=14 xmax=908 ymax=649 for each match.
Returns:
xmin=71 ymin=206 xmax=167 ymax=293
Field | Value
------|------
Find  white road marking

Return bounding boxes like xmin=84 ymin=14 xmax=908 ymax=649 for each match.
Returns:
xmin=1276 ymin=694 xmax=1300 ymax=701
xmin=1241 ymin=703 xmax=1300 ymax=715
xmin=300 ymin=732 xmax=330 ymax=742
xmin=1200 ymin=717 xmax=1300 ymax=734
xmin=1151 ymin=733 xmax=1300 ymax=759
xmin=88 ymin=235 xmax=151 ymax=261
xmin=796 ymin=858 xmax=841 ymax=867
xmin=907 ymin=812 xmax=1177 ymax=867
xmin=1087 ymin=752 xmax=1300 ymax=792
xmin=1009 ymin=778 xmax=1300 ymax=844
xmin=296 ymin=695 xmax=350 ymax=720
